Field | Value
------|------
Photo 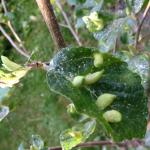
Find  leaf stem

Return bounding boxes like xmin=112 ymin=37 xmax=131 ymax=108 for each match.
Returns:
xmin=35 ymin=0 xmax=66 ymax=50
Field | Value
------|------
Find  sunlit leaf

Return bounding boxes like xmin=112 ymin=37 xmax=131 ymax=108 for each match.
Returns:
xmin=0 ymin=56 xmax=30 ymax=88
xmin=83 ymin=11 xmax=104 ymax=32
xmin=0 ymin=68 xmax=29 ymax=88
xmin=1 ymin=55 xmax=22 ymax=71
xmin=0 ymin=105 xmax=9 ymax=122
xmin=60 ymin=119 xmax=96 ymax=150
xmin=50 ymin=0 xmax=56 ymax=5
xmin=47 ymin=47 xmax=147 ymax=141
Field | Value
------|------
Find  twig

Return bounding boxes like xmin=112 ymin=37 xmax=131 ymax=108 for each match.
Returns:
xmin=135 ymin=1 xmax=150 ymax=49
xmin=48 ymin=139 xmax=144 ymax=150
xmin=1 ymin=0 xmax=7 ymax=13
xmin=1 ymin=0 xmax=29 ymax=54
xmin=55 ymin=0 xmax=82 ymax=46
xmin=0 ymin=25 xmax=30 ymax=58
xmin=1 ymin=0 xmax=20 ymax=42
xmin=36 ymin=0 xmax=66 ymax=50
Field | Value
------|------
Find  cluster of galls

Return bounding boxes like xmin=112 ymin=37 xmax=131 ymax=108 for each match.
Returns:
xmin=71 ymin=52 xmax=122 ymax=123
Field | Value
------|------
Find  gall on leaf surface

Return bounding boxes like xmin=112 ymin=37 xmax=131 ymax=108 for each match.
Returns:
xmin=47 ymin=47 xmax=148 ymax=141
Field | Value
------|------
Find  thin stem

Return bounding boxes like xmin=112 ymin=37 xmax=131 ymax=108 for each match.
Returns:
xmin=36 ymin=0 xmax=66 ymax=50
xmin=2 ymin=0 xmax=21 ymax=43
xmin=135 ymin=1 xmax=150 ymax=49
xmin=7 ymin=22 xmax=21 ymax=43
xmin=55 ymin=0 xmax=82 ymax=46
xmin=1 ymin=0 xmax=30 ymax=54
xmin=7 ymin=22 xmax=29 ymax=53
xmin=1 ymin=0 xmax=7 ymax=13
xmin=48 ymin=139 xmax=144 ymax=150
xmin=0 ymin=25 xmax=30 ymax=58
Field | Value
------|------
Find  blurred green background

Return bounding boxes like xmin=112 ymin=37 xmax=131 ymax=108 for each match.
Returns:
xmin=0 ymin=0 xmax=93 ymax=149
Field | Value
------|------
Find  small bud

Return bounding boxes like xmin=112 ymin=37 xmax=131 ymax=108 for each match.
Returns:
xmin=103 ymin=110 xmax=122 ymax=123
xmin=84 ymin=70 xmax=104 ymax=85
xmin=72 ymin=76 xmax=84 ymax=87
xmin=67 ymin=103 xmax=77 ymax=114
xmin=93 ymin=52 xmax=103 ymax=68
xmin=96 ymin=93 xmax=116 ymax=110
xmin=67 ymin=103 xmax=81 ymax=120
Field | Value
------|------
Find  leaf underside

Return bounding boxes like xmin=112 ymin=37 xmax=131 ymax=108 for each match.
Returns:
xmin=47 ymin=47 xmax=148 ymax=141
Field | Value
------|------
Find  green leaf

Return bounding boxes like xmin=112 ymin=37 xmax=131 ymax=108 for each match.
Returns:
xmin=115 ymin=50 xmax=133 ymax=63
xmin=83 ymin=11 xmax=104 ymax=32
xmin=0 ymin=105 xmax=9 ymax=122
xmin=115 ymin=52 xmax=150 ymax=90
xmin=47 ymin=47 xmax=148 ymax=141
xmin=0 ymin=68 xmax=29 ymax=88
xmin=1 ymin=55 xmax=22 ymax=71
xmin=60 ymin=119 xmax=96 ymax=150
xmin=128 ymin=54 xmax=150 ymax=89
xmin=94 ymin=17 xmax=136 ymax=52
xmin=0 ymin=56 xmax=30 ymax=88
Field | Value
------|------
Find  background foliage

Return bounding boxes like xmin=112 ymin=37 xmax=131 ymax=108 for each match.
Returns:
xmin=0 ymin=0 xmax=74 ymax=149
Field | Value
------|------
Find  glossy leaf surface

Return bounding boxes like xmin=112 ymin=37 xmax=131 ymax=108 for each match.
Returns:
xmin=47 ymin=47 xmax=147 ymax=141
